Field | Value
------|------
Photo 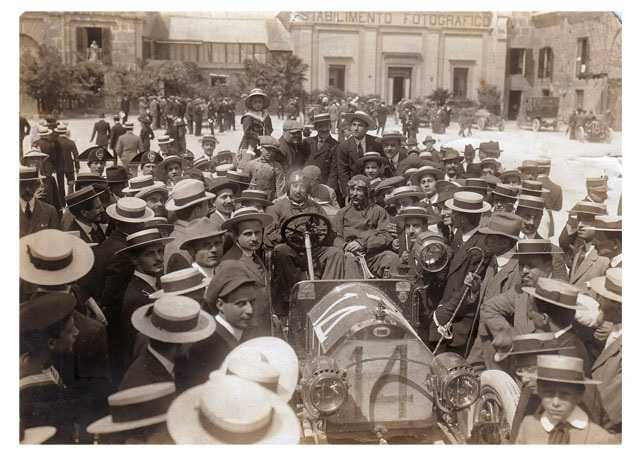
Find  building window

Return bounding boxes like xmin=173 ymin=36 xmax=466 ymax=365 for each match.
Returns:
xmin=453 ymin=67 xmax=469 ymax=98
xmin=210 ymin=74 xmax=227 ymax=86
xmin=576 ymin=89 xmax=585 ymax=109
xmin=542 ymin=89 xmax=551 ymax=96
xmin=226 ymin=44 xmax=240 ymax=64
xmin=538 ymin=47 xmax=553 ymax=79
xmin=254 ymin=44 xmax=267 ymax=63
xmin=576 ymin=37 xmax=589 ymax=76
xmin=155 ymin=43 xmax=169 ymax=60
xmin=210 ymin=43 xmax=226 ymax=63
xmin=328 ymin=65 xmax=346 ymax=91
xmin=240 ymin=44 xmax=253 ymax=63
xmin=509 ymin=48 xmax=525 ymax=75
xmin=143 ymin=40 xmax=152 ymax=61
xmin=76 ymin=27 xmax=111 ymax=64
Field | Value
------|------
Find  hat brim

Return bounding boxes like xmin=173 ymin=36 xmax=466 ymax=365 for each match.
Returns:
xmin=516 ymin=203 xmax=545 ymax=212
xmin=530 ymin=372 xmax=601 ymax=385
xmin=136 ymin=185 xmax=169 ymax=200
xmin=106 ymin=204 xmax=155 ymax=223
xmin=444 ymin=198 xmax=492 ymax=214
xmin=66 ymin=189 xmax=103 ymax=209
xmin=238 ymin=197 xmax=273 ymax=207
xmin=411 ymin=169 xmax=444 ymax=183
xmin=157 ymin=139 xmax=175 ymax=145
xmin=115 ymin=237 xmax=175 ymax=256
xmin=149 ymin=277 xmax=211 ymax=300
xmin=221 ymin=213 xmax=273 ymax=231
xmin=20 ymin=233 xmax=95 ymax=286
xmin=217 ymin=337 xmax=299 ymax=401
xmin=166 ymin=381 xmax=301 ymax=444
xmin=209 ymin=180 xmax=241 ymax=195
xmin=583 ymin=225 xmax=622 ymax=232
xmin=122 ymin=181 xmax=165 ymax=194
xmin=21 ymin=426 xmax=57 ymax=445
xmin=493 ymin=192 xmax=519 ymax=201
xmin=87 ymin=413 xmax=167 ymax=435
xmin=478 ymin=226 xmax=520 ymax=241
xmin=165 ymin=192 xmax=216 ymax=212
xmin=521 ymin=286 xmax=589 ymax=312
xmin=343 ymin=113 xmax=377 ymax=129
xmin=245 ymin=93 xmax=271 ymax=108
xmin=494 ymin=345 xmax=570 ymax=363
xmin=178 ymin=231 xmax=227 ymax=251
xmin=392 ymin=213 xmax=434 ymax=224
xmin=387 ymin=192 xmax=427 ymax=202
xmin=158 ymin=158 xmax=186 ymax=171
xmin=590 ymin=276 xmax=622 ymax=303
xmin=131 ymin=304 xmax=215 ymax=343
xmin=513 ymin=249 xmax=564 ymax=256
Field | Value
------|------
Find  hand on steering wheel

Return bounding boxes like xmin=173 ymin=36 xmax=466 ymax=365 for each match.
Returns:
xmin=281 ymin=212 xmax=333 ymax=252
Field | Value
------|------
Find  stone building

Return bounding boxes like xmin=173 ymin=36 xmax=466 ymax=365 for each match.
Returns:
xmin=285 ymin=11 xmax=509 ymax=105
xmin=505 ymin=12 xmax=621 ymax=128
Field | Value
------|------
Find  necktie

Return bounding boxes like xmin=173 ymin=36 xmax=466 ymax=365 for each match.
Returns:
xmin=90 ymin=225 xmax=105 ymax=243
xmin=548 ymin=422 xmax=571 ymax=444
xmin=574 ymin=244 xmax=588 ymax=272
xmin=24 ymin=202 xmax=32 ymax=219
xmin=357 ymin=140 xmax=364 ymax=157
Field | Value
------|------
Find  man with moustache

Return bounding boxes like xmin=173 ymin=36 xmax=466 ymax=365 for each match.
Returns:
xmin=278 ymin=119 xmax=306 ymax=171
xmin=135 ymin=183 xmax=169 ymax=218
xmin=302 ymin=113 xmax=339 ymax=191
xmin=168 ymin=217 xmax=225 ymax=278
xmin=380 ymin=131 xmax=408 ymax=177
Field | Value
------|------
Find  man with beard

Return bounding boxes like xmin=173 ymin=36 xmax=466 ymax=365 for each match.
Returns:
xmin=303 ymin=113 xmax=339 ymax=191
xmin=63 ymin=186 xmax=106 ymax=245
xmin=334 ymin=175 xmax=399 ymax=278
xmin=278 ymin=119 xmax=306 ymax=171
xmin=200 ymin=134 xmax=218 ymax=160
xmin=117 ymin=228 xmax=175 ymax=371
xmin=19 ymin=166 xmax=60 ymax=237
xmin=135 ymin=182 xmax=169 ymax=218
xmin=441 ymin=148 xmax=465 ymax=184
xmin=587 ymin=215 xmax=622 ymax=267
xmin=380 ymin=130 xmax=407 ymax=177
xmin=265 ymin=171 xmax=346 ymax=314
xmin=336 ymin=111 xmax=384 ymax=200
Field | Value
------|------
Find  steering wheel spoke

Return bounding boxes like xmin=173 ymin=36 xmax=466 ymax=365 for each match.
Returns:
xmin=281 ymin=213 xmax=333 ymax=252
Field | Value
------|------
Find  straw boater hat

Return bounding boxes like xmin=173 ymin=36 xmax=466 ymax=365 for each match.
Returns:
xmin=221 ymin=206 xmax=273 ymax=231
xmin=568 ymin=200 xmax=607 ymax=217
xmin=131 ymin=295 xmax=215 ymax=344
xmin=20 ymin=229 xmax=94 ymax=286
xmin=386 ymin=186 xmax=426 ymax=203
xmin=494 ymin=332 xmax=578 ymax=363
xmin=20 ymin=165 xmax=43 ymax=182
xmin=122 ymin=174 xmax=165 ymax=195
xmin=166 ymin=374 xmax=301 ymax=444
xmin=213 ymin=163 xmax=234 ymax=178
xmin=135 ymin=182 xmax=169 ymax=202
xmin=165 ymin=179 xmax=215 ymax=212
xmin=123 ymin=121 xmax=134 ymax=130
xmin=215 ymin=337 xmax=299 ymax=401
xmin=115 ymin=228 xmax=174 ymax=256
xmin=20 ymin=426 xmax=57 ymax=445
xmin=65 ymin=185 xmax=102 ymax=210
xmin=145 ymin=217 xmax=173 ymax=232
xmin=237 ymin=189 xmax=273 ymax=208
xmin=479 ymin=212 xmax=522 ymax=240
xmin=516 ymin=194 xmax=546 ymax=211
xmin=200 ymin=134 xmax=218 ymax=145
xmin=518 ymin=159 xmax=539 ymax=173
xmin=392 ymin=206 xmax=436 ymax=225
xmin=358 ymin=151 xmax=385 ymax=166
xmin=106 ymin=197 xmax=154 ymax=223
xmin=492 ymin=183 xmax=520 ymax=201
xmin=440 ymin=147 xmax=463 ymax=163
xmin=522 ymin=277 xmax=589 ymax=312
xmin=156 ymin=134 xmax=175 ymax=146
xmin=149 ymin=267 xmax=211 ymax=300
xmin=36 ymin=126 xmax=52 ymax=137
xmin=381 ymin=130 xmax=404 ymax=143
xmin=22 ymin=149 xmax=50 ymax=164
xmin=411 ymin=164 xmax=444 ymax=184
xmin=444 ymin=191 xmax=491 ymax=214
xmin=87 ymin=383 xmax=176 ymax=435
xmin=245 ymin=88 xmax=271 ymax=109
xmin=499 ymin=169 xmax=522 ymax=184
xmin=226 ymin=170 xmax=252 ymax=189
xmin=157 ymin=155 xmax=185 ymax=173
xmin=178 ymin=217 xmax=226 ymax=250
xmin=512 ymin=239 xmax=564 ymax=255
xmin=193 ymin=156 xmax=212 ymax=172
xmin=343 ymin=110 xmax=376 ymax=129
xmin=590 ymin=267 xmax=622 ymax=304
xmin=313 ymin=112 xmax=331 ymax=126
xmin=462 ymin=178 xmax=489 ymax=195
xmin=531 ymin=355 xmax=601 ymax=385
xmin=520 ymin=179 xmax=549 ymax=196
xmin=584 ymin=215 xmax=622 ymax=232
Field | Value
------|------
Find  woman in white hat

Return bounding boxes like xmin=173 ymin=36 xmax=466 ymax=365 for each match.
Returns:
xmin=167 ymin=374 xmax=300 ymax=444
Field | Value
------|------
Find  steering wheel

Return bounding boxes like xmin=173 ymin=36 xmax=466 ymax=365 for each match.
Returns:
xmin=281 ymin=212 xmax=333 ymax=252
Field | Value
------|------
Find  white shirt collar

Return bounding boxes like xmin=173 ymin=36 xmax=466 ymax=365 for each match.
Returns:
xmin=553 ymin=324 xmax=573 ymax=339
xmin=496 ymin=249 xmax=515 ymax=270
xmin=74 ymin=218 xmax=94 ymax=237
xmin=20 ymin=198 xmax=36 ymax=213
xmin=215 ymin=314 xmax=244 ymax=341
xmin=610 ymin=254 xmax=622 ymax=268
xmin=390 ymin=153 xmax=399 ymax=167
xmin=541 ymin=405 xmax=588 ymax=432
xmin=215 ymin=210 xmax=230 ymax=222
xmin=605 ymin=324 xmax=622 ymax=349
xmin=192 ymin=262 xmax=213 ymax=278
xmin=462 ymin=226 xmax=480 ymax=243
xmin=147 ymin=344 xmax=175 ymax=376
xmin=134 ymin=270 xmax=158 ymax=291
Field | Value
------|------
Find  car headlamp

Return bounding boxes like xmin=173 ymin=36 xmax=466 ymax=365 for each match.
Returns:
xmin=413 ymin=233 xmax=449 ymax=274
xmin=428 ymin=353 xmax=480 ymax=411
xmin=301 ymin=356 xmax=348 ymax=417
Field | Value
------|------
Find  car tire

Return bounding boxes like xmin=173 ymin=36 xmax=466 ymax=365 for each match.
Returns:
xmin=532 ymin=118 xmax=541 ymax=132
xmin=467 ymin=370 xmax=520 ymax=444
xmin=477 ymin=118 xmax=486 ymax=130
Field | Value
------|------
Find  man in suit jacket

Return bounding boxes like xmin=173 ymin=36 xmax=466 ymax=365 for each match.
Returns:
xmin=302 ymin=113 xmax=339 ymax=190
xmin=109 ymin=115 xmax=126 ymax=158
xmin=536 ymin=159 xmax=563 ymax=212
xmin=559 ymin=201 xmax=607 ymax=277
xmin=90 ymin=113 xmax=111 ymax=148
xmin=380 ymin=130 xmax=408 ymax=178
xmin=55 ymin=125 xmax=79 ymax=188
xmin=178 ymin=261 xmax=260 ymax=391
xmin=19 ymin=166 xmax=59 ymax=237
xmin=62 ymin=186 xmax=106 ymax=244
xmin=336 ymin=111 xmax=384 ymax=199
xmin=278 ymin=119 xmax=306 ymax=170
xmin=116 ymin=122 xmax=144 ymax=175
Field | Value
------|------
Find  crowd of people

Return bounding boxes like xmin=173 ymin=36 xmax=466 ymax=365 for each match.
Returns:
xmin=18 ymin=86 xmax=622 ymax=445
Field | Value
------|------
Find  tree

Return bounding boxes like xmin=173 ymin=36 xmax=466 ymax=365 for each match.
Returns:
xmin=477 ymin=84 xmax=501 ymax=115
xmin=239 ymin=53 xmax=309 ymax=103
xmin=20 ymin=45 xmax=74 ymax=112
xmin=427 ymin=88 xmax=451 ymax=106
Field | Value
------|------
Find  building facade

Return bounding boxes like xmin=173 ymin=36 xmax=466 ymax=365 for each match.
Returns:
xmin=285 ymin=11 xmax=509 ymax=105
xmin=505 ymin=12 xmax=621 ymax=128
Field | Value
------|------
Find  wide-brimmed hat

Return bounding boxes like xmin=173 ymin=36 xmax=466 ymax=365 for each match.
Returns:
xmin=392 ymin=206 xmax=435 ymax=225
xmin=531 ymin=355 xmax=601 ymax=385
xmin=20 ymin=426 xmax=57 ymax=445
xmin=226 ymin=170 xmax=252 ymax=188
xmin=444 ymin=191 xmax=491 ymax=213
xmin=440 ymin=147 xmax=463 ymax=163
xmin=518 ymin=160 xmax=539 ymax=172
xmin=238 ymin=189 xmax=273 ymax=207
xmin=166 ymin=374 xmax=300 ymax=444
xmin=373 ymin=175 xmax=405 ymax=194
xmin=177 ymin=217 xmax=226 ymax=251
xmin=208 ymin=176 xmax=240 ymax=196
xmin=156 ymin=135 xmax=175 ymax=145
xmin=411 ymin=165 xmax=444 ymax=184
xmin=358 ymin=151 xmax=385 ymax=167
xmin=149 ymin=267 xmax=211 ymax=300
xmin=480 ymin=157 xmax=502 ymax=171
xmin=136 ymin=182 xmax=169 ymax=202
xmin=193 ymin=156 xmax=212 ymax=172
xmin=386 ymin=186 xmax=426 ymax=203
xmin=74 ymin=173 xmax=108 ymax=192
xmin=463 ymin=178 xmax=489 ymax=194
xmin=87 ymin=383 xmax=176 ymax=435
xmin=381 ymin=130 xmax=404 ymax=143
xmin=313 ymin=112 xmax=331 ymax=126
xmin=36 ymin=126 xmax=52 ymax=137
xmin=257 ymin=135 xmax=281 ymax=150
xmin=216 ymin=337 xmax=299 ymax=401
xmin=513 ymin=239 xmax=563 ymax=256
xmin=165 ymin=179 xmax=215 ymax=212
xmin=221 ymin=206 xmax=273 ymax=231
xmin=590 ymin=267 xmax=622 ymax=303
xmin=78 ymin=145 xmax=114 ymax=162
xmin=105 ymin=166 xmax=129 ymax=184
xmin=122 ymin=175 xmax=165 ymax=194
xmin=65 ymin=185 xmax=102 ymax=209
xmin=20 ymin=292 xmax=77 ymax=333
xmin=479 ymin=212 xmax=522 ymax=240
xmin=520 ymin=179 xmax=549 ymax=196
xmin=245 ymin=88 xmax=271 ymax=109
xmin=584 ymin=215 xmax=622 ymax=232
xmin=116 ymin=228 xmax=174 ymax=256
xmin=157 ymin=155 xmax=185 ymax=173
xmin=131 ymin=295 xmax=215 ymax=344
xmin=522 ymin=277 xmax=588 ymax=311
xmin=22 ymin=149 xmax=49 ymax=164
xmin=19 ymin=165 xmax=43 ymax=182
xmin=492 ymin=183 xmax=520 ymax=200
xmin=568 ymin=201 xmax=607 ymax=216
xmin=517 ymin=194 xmax=546 ymax=212
xmin=106 ymin=197 xmax=154 ymax=223
xmin=499 ymin=169 xmax=522 ymax=184
xmin=20 ymin=229 xmax=94 ymax=286
xmin=343 ymin=110 xmax=376 ymax=129
xmin=494 ymin=332 xmax=577 ymax=363
xmin=478 ymin=141 xmax=502 ymax=158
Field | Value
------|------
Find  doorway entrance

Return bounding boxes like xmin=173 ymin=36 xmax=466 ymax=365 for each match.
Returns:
xmin=388 ymin=67 xmax=412 ymax=104
xmin=508 ymin=90 xmax=522 ymax=120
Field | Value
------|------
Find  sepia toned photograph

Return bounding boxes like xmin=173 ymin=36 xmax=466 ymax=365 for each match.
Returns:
xmin=17 ymin=8 xmax=622 ymax=446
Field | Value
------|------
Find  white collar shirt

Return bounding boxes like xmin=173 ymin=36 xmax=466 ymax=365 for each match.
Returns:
xmin=215 ymin=314 xmax=244 ymax=342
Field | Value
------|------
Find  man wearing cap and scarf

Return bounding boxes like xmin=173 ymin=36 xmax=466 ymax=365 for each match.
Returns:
xmin=240 ymin=135 xmax=286 ymax=201
xmin=302 ymin=113 xmax=339 ymax=190
xmin=334 ymin=175 xmax=399 ymax=278
xmin=279 ymin=119 xmax=307 ymax=171
xmin=336 ymin=111 xmax=384 ymax=200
